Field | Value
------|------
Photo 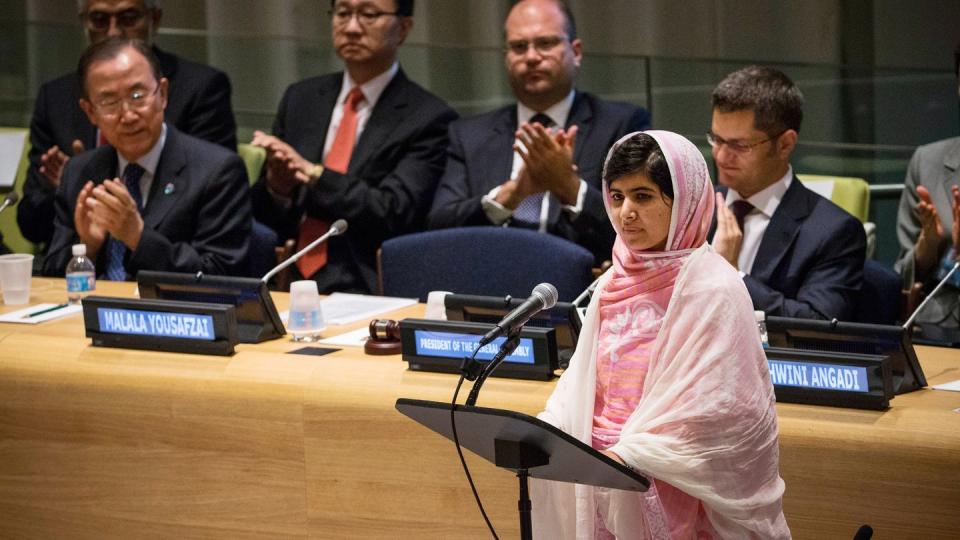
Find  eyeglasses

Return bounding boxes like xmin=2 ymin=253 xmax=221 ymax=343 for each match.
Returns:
xmin=80 ymin=8 xmax=148 ymax=31
xmin=506 ymin=35 xmax=567 ymax=56
xmin=706 ymin=130 xmax=785 ymax=155
xmin=329 ymin=7 xmax=399 ymax=27
xmin=93 ymin=84 xmax=161 ymax=117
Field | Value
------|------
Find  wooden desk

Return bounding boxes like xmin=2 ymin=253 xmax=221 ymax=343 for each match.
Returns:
xmin=0 ymin=279 xmax=958 ymax=539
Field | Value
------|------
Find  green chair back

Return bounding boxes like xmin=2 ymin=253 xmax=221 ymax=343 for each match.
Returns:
xmin=0 ymin=127 xmax=36 ymax=255
xmin=797 ymin=174 xmax=870 ymax=223
xmin=237 ymin=143 xmax=266 ymax=186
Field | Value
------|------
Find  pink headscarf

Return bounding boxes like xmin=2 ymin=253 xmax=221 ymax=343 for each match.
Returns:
xmin=593 ymin=131 xmax=719 ymax=537
xmin=533 ymin=130 xmax=788 ymax=539
xmin=596 ymin=130 xmax=716 ymax=395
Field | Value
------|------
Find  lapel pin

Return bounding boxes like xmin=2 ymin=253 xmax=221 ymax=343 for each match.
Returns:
xmin=163 ymin=182 xmax=175 ymax=195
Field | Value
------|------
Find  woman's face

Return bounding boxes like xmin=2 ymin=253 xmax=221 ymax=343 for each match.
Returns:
xmin=609 ymin=172 xmax=673 ymax=252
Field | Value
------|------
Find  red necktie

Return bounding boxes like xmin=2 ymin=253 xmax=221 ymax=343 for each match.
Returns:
xmin=296 ymin=87 xmax=365 ymax=278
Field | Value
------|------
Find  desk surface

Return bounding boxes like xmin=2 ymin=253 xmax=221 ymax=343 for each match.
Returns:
xmin=0 ymin=279 xmax=958 ymax=539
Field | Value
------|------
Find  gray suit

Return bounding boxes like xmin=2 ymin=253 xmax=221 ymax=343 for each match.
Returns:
xmin=895 ymin=136 xmax=960 ymax=327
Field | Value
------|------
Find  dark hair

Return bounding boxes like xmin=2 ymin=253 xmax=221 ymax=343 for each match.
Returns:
xmin=77 ymin=37 xmax=162 ymax=98
xmin=711 ymin=65 xmax=804 ymax=136
xmin=602 ymin=133 xmax=673 ymax=200
xmin=330 ymin=0 xmax=413 ymax=16
xmin=508 ymin=0 xmax=577 ymax=41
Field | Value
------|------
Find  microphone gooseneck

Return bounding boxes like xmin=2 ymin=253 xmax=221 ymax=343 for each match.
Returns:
xmin=903 ymin=261 xmax=960 ymax=330
xmin=260 ymin=219 xmax=349 ymax=283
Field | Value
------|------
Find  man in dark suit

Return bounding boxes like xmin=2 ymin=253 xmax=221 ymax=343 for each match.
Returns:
xmin=20 ymin=0 xmax=237 ymax=252
xmin=427 ymin=0 xmax=650 ymax=264
xmin=250 ymin=0 xmax=457 ymax=294
xmin=710 ymin=65 xmax=865 ymax=320
xmin=42 ymin=39 xmax=250 ymax=279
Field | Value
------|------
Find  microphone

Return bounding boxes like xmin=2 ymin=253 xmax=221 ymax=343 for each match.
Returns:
xmin=0 ymin=192 xmax=19 ymax=215
xmin=572 ymin=276 xmax=600 ymax=307
xmin=261 ymin=219 xmax=348 ymax=283
xmin=903 ymin=261 xmax=959 ymax=330
xmin=477 ymin=283 xmax=558 ymax=348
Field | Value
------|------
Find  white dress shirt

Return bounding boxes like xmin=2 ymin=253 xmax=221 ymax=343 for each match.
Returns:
xmin=322 ymin=62 xmax=399 ymax=161
xmin=726 ymin=165 xmax=793 ymax=274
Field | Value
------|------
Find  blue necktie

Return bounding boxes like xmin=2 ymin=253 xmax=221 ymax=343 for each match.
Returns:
xmin=105 ymin=163 xmax=146 ymax=281
xmin=513 ymin=113 xmax=555 ymax=226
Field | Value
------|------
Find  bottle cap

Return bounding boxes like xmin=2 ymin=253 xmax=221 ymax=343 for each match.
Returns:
xmin=72 ymin=244 xmax=87 ymax=256
xmin=754 ymin=310 xmax=766 ymax=322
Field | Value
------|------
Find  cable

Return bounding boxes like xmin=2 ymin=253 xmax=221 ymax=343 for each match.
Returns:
xmin=451 ymin=348 xmax=499 ymax=539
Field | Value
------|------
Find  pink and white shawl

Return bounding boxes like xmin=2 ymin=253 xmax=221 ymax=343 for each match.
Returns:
xmin=532 ymin=131 xmax=790 ymax=539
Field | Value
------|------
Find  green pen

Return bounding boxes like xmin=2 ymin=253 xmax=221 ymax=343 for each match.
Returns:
xmin=21 ymin=303 xmax=70 ymax=319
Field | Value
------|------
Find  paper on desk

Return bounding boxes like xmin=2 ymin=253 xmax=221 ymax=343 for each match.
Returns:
xmin=319 ymin=293 xmax=417 ymax=325
xmin=316 ymin=327 xmax=370 ymax=347
xmin=0 ymin=303 xmax=83 ymax=324
xmin=0 ymin=131 xmax=26 ymax=188
xmin=932 ymin=380 xmax=960 ymax=392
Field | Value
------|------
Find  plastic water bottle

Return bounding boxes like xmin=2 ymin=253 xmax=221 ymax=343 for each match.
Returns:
xmin=755 ymin=310 xmax=769 ymax=349
xmin=66 ymin=244 xmax=96 ymax=304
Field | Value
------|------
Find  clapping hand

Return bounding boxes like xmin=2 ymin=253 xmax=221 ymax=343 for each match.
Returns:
xmin=251 ymin=131 xmax=315 ymax=196
xmin=713 ymin=192 xmax=743 ymax=269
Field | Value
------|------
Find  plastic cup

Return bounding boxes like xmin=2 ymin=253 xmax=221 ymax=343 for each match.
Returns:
xmin=0 ymin=254 xmax=34 ymax=305
xmin=424 ymin=290 xmax=452 ymax=320
xmin=288 ymin=280 xmax=325 ymax=341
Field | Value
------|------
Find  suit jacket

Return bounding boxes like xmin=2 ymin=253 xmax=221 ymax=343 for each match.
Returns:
xmin=426 ymin=92 xmax=650 ymax=263
xmin=251 ymin=69 xmax=457 ymax=294
xmin=20 ymin=47 xmax=237 ymax=249
xmin=894 ymin=137 xmax=960 ymax=327
xmin=729 ymin=177 xmax=866 ymax=320
xmin=42 ymin=126 xmax=251 ymax=278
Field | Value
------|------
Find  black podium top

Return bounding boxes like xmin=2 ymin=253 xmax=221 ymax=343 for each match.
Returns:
xmin=396 ymin=398 xmax=649 ymax=492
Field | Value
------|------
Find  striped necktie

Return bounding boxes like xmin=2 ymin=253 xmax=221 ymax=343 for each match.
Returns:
xmin=104 ymin=163 xmax=146 ymax=281
xmin=513 ymin=113 xmax=555 ymax=226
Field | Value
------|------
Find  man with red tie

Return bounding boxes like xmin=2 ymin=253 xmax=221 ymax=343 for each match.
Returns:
xmin=250 ymin=0 xmax=457 ymax=293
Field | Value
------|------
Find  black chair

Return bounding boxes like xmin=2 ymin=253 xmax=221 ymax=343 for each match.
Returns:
xmin=378 ymin=227 xmax=595 ymax=302
xmin=855 ymin=260 xmax=903 ymax=325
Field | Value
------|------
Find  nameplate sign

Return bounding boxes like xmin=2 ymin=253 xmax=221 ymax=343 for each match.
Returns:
xmin=414 ymin=330 xmax=536 ymax=365
xmin=97 ymin=308 xmax=216 ymax=341
xmin=83 ymin=296 xmax=239 ymax=356
xmin=765 ymin=347 xmax=893 ymax=410
xmin=400 ymin=319 xmax=557 ymax=381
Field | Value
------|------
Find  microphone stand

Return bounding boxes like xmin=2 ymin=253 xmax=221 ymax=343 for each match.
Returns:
xmin=465 ymin=330 xmax=522 ymax=407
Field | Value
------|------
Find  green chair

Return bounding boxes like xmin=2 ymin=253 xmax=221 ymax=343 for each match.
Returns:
xmin=797 ymin=174 xmax=875 ymax=258
xmin=237 ymin=143 xmax=266 ymax=185
xmin=0 ymin=127 xmax=37 ymax=255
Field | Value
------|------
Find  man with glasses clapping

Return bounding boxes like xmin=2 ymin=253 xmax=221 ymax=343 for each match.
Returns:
xmin=249 ymin=0 xmax=456 ymax=294
xmin=427 ymin=0 xmax=650 ymax=265
xmin=20 ymin=0 xmax=237 ymax=256
xmin=41 ymin=39 xmax=251 ymax=280
xmin=709 ymin=65 xmax=866 ymax=320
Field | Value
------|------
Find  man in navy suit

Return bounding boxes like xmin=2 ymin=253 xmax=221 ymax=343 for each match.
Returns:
xmin=710 ymin=66 xmax=865 ymax=320
xmin=42 ymin=39 xmax=250 ymax=279
xmin=20 ymin=0 xmax=237 ymax=252
xmin=250 ymin=0 xmax=456 ymax=294
xmin=426 ymin=0 xmax=650 ymax=264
